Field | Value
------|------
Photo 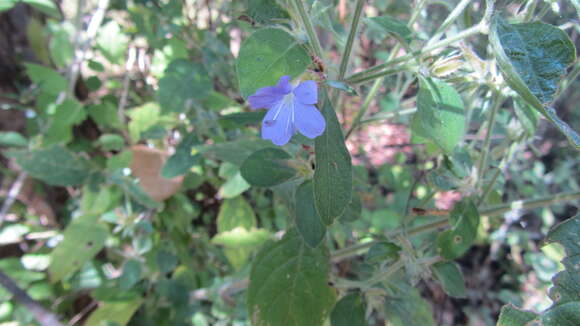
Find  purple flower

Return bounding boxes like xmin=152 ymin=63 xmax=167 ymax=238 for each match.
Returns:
xmin=248 ymin=76 xmax=326 ymax=146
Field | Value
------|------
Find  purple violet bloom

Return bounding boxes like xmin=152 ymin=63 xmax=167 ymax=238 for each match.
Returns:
xmin=248 ymin=75 xmax=326 ymax=146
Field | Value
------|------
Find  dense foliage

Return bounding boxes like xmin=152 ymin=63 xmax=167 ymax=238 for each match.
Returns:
xmin=0 ymin=0 xmax=579 ymax=325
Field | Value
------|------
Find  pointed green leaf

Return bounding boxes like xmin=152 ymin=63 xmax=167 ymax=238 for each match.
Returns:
xmin=339 ymin=192 xmax=362 ymax=223
xmin=384 ymin=284 xmax=436 ymax=326
xmin=436 ymin=199 xmax=479 ymax=259
xmin=245 ymin=0 xmax=290 ymax=25
xmin=0 ymin=132 xmax=28 ymax=147
xmin=10 ymin=146 xmax=90 ymax=186
xmin=240 ymin=147 xmax=297 ymax=187
xmin=367 ymin=15 xmax=414 ymax=43
xmin=162 ymin=133 xmax=201 ymax=178
xmin=314 ymin=94 xmax=352 ymax=225
xmin=236 ymin=28 xmax=311 ymax=98
xmin=490 ymin=16 xmax=579 ymax=148
xmin=49 ymin=216 xmax=108 ymax=282
xmin=248 ymin=230 xmax=336 ymax=326
xmin=44 ymin=99 xmax=86 ymax=145
xmin=157 ymin=59 xmax=212 ymax=113
xmin=365 ymin=241 xmax=401 ymax=264
xmin=497 ymin=304 xmax=538 ymax=326
xmin=432 ymin=261 xmax=466 ymax=298
xmin=24 ymin=63 xmax=67 ymax=95
xmin=201 ymin=138 xmax=276 ymax=166
xmin=330 ymin=293 xmax=366 ymax=326
xmin=412 ymin=76 xmax=465 ymax=154
xmin=84 ymin=297 xmax=143 ymax=326
xmin=295 ymin=181 xmax=326 ymax=248
xmin=217 ymin=196 xmax=256 ymax=233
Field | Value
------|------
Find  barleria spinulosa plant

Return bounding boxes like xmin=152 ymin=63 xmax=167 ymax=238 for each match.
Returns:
xmin=0 ymin=0 xmax=579 ymax=325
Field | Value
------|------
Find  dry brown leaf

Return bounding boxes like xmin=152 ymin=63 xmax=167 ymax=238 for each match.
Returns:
xmin=130 ymin=145 xmax=183 ymax=202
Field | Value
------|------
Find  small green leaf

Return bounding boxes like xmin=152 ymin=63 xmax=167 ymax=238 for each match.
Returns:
xmin=326 ymin=80 xmax=358 ymax=96
xmin=236 ymin=28 xmax=311 ymax=98
xmin=218 ymin=171 xmax=251 ymax=199
xmin=240 ymin=147 xmax=297 ymax=187
xmin=211 ymin=227 xmax=271 ymax=248
xmin=200 ymin=138 xmax=277 ymax=166
xmin=436 ymin=199 xmax=479 ymax=260
xmin=384 ymin=284 xmax=436 ymax=326
xmin=88 ymin=101 xmax=122 ymax=129
xmin=248 ymin=230 xmax=336 ymax=326
xmin=497 ymin=304 xmax=538 ymax=326
xmin=0 ymin=132 xmax=28 ymax=147
xmin=431 ymin=261 xmax=466 ymax=298
xmin=490 ymin=16 xmax=579 ymax=148
xmin=314 ymin=93 xmax=352 ymax=225
xmin=23 ymin=0 xmax=61 ymax=19
xmin=128 ymin=103 xmax=160 ymax=142
xmin=161 ymin=133 xmax=200 ymax=178
xmin=367 ymin=15 xmax=414 ymax=43
xmin=330 ymin=293 xmax=366 ymax=326
xmin=339 ymin=192 xmax=362 ymax=223
xmin=217 ymin=196 xmax=256 ymax=233
xmin=411 ymin=76 xmax=465 ymax=154
xmin=49 ymin=216 xmax=108 ymax=282
xmin=157 ymin=59 xmax=212 ymax=113
xmin=97 ymin=134 xmax=125 ymax=152
xmin=84 ymin=297 xmax=143 ymax=326
xmin=0 ymin=0 xmax=17 ymax=12
xmin=48 ymin=22 xmax=74 ymax=67
xmin=295 ymin=181 xmax=326 ymax=248
xmin=245 ymin=0 xmax=290 ymax=25
xmin=96 ymin=21 xmax=129 ymax=64
xmin=540 ymin=302 xmax=580 ymax=326
xmin=366 ymin=241 xmax=401 ymax=264
xmin=109 ymin=173 xmax=162 ymax=210
xmin=10 ymin=145 xmax=90 ymax=186
xmin=44 ymin=99 xmax=86 ymax=145
xmin=24 ymin=63 xmax=67 ymax=95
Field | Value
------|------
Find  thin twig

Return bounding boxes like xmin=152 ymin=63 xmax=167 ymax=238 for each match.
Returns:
xmin=0 ymin=172 xmax=27 ymax=226
xmin=0 ymin=270 xmax=64 ymax=326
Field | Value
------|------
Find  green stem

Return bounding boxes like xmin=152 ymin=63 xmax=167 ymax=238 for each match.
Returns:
xmin=346 ymin=23 xmax=483 ymax=84
xmin=476 ymin=91 xmax=504 ymax=189
xmin=338 ymin=0 xmax=365 ymax=80
xmin=358 ymin=107 xmax=417 ymax=126
xmin=480 ymin=190 xmax=580 ymax=217
xmin=425 ymin=0 xmax=473 ymax=47
xmin=331 ymin=217 xmax=449 ymax=262
xmin=344 ymin=77 xmax=383 ymax=139
xmin=292 ymin=0 xmax=324 ymax=59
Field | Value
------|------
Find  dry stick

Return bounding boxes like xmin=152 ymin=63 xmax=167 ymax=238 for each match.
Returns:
xmin=0 ymin=270 xmax=64 ymax=326
xmin=0 ymin=171 xmax=27 ymax=226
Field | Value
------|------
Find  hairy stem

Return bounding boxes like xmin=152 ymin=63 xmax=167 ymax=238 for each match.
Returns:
xmin=292 ymin=0 xmax=324 ymax=59
xmin=338 ymin=0 xmax=365 ymax=80
xmin=476 ymin=91 xmax=504 ymax=189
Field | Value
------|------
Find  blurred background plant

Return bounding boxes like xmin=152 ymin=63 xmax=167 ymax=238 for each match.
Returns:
xmin=0 ymin=0 xmax=578 ymax=325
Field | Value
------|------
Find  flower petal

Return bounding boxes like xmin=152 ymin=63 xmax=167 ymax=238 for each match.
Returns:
xmin=247 ymin=75 xmax=292 ymax=110
xmin=261 ymin=100 xmax=294 ymax=146
xmin=294 ymin=102 xmax=325 ymax=139
xmin=293 ymin=80 xmax=318 ymax=105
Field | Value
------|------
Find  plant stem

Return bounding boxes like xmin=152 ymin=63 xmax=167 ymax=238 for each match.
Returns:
xmin=480 ymin=190 xmax=580 ymax=216
xmin=346 ymin=23 xmax=483 ymax=84
xmin=476 ymin=91 xmax=504 ymax=189
xmin=345 ymin=76 xmax=382 ymax=139
xmin=331 ymin=217 xmax=449 ymax=262
xmin=292 ymin=0 xmax=324 ymax=59
xmin=358 ymin=107 xmax=417 ymax=126
xmin=338 ymin=0 xmax=365 ymax=80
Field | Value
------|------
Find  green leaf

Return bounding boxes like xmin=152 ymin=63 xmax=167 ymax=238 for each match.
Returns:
xmin=497 ymin=304 xmax=538 ymax=326
xmin=411 ymin=76 xmax=465 ymax=154
xmin=248 ymin=230 xmax=336 ymax=326
xmin=490 ymin=16 xmax=579 ymax=148
xmin=0 ymin=0 xmax=17 ymax=12
xmin=49 ymin=216 xmax=108 ymax=282
xmin=218 ymin=171 xmax=251 ymax=199
xmin=314 ymin=93 xmax=352 ymax=225
xmin=245 ymin=0 xmax=290 ymax=25
xmin=88 ymin=101 xmax=122 ymax=129
xmin=211 ymin=227 xmax=271 ymax=248
xmin=48 ymin=22 xmax=74 ymax=67
xmin=236 ymin=28 xmax=311 ymax=98
xmin=365 ymin=241 xmax=401 ymax=264
xmin=24 ymin=63 xmax=67 ymax=95
xmin=436 ymin=199 xmax=479 ymax=259
xmin=23 ymin=0 xmax=61 ymax=19
xmin=96 ymin=21 xmax=129 ymax=64
xmin=326 ymin=80 xmax=359 ymax=96
xmin=128 ymin=103 xmax=160 ymax=142
xmin=384 ymin=284 xmax=436 ymax=326
xmin=157 ymin=59 xmax=212 ymax=113
xmin=84 ymin=297 xmax=143 ymax=326
xmin=240 ymin=147 xmax=297 ymax=187
xmin=201 ymin=138 xmax=276 ymax=166
xmin=10 ymin=145 xmax=90 ymax=186
xmin=161 ymin=133 xmax=200 ymax=178
xmin=217 ymin=196 xmax=256 ymax=233
xmin=338 ymin=192 xmax=362 ymax=223
xmin=109 ymin=173 xmax=162 ymax=210
xmin=295 ymin=181 xmax=326 ymax=248
xmin=44 ymin=99 xmax=86 ymax=145
xmin=330 ymin=293 xmax=366 ymax=326
xmin=367 ymin=15 xmax=414 ymax=43
xmin=431 ymin=261 xmax=466 ymax=298
xmin=97 ymin=134 xmax=125 ymax=152
xmin=0 ymin=132 xmax=28 ymax=147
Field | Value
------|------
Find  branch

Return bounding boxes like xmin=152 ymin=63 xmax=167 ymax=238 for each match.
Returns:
xmin=0 ymin=269 xmax=64 ymax=326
